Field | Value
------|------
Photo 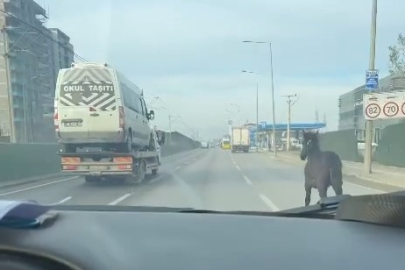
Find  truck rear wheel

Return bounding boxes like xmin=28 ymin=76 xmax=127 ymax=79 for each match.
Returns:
xmin=131 ymin=160 xmax=146 ymax=184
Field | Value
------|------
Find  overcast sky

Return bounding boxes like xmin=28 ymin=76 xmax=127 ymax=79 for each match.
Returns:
xmin=41 ymin=0 xmax=404 ymax=140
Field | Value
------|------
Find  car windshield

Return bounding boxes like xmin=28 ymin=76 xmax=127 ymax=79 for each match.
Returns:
xmin=0 ymin=0 xmax=404 ymax=213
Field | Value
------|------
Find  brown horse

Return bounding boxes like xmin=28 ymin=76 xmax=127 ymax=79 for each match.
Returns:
xmin=300 ymin=130 xmax=343 ymax=206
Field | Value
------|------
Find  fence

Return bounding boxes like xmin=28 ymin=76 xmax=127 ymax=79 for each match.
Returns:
xmin=319 ymin=129 xmax=360 ymax=162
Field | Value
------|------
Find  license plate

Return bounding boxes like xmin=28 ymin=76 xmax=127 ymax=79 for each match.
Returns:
xmin=89 ymin=166 xmax=106 ymax=171
xmin=64 ymin=121 xmax=82 ymax=127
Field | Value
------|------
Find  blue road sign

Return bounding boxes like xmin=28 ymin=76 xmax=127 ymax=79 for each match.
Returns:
xmin=366 ymin=69 xmax=379 ymax=91
xmin=260 ymin=121 xmax=266 ymax=129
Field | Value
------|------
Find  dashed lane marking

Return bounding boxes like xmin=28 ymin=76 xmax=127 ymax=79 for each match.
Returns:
xmin=55 ymin=196 xmax=72 ymax=205
xmin=259 ymin=194 xmax=280 ymax=211
xmin=0 ymin=176 xmax=80 ymax=197
xmin=243 ymin=176 xmax=252 ymax=185
xmin=108 ymin=193 xmax=132 ymax=205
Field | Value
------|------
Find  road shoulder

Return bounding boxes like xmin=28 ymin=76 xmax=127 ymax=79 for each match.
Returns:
xmin=264 ymin=151 xmax=404 ymax=192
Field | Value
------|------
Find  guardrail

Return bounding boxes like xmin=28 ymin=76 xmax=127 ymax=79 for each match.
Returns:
xmin=0 ymin=141 xmax=199 ymax=182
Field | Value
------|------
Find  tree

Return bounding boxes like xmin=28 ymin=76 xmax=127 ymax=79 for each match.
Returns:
xmin=388 ymin=33 xmax=405 ymax=74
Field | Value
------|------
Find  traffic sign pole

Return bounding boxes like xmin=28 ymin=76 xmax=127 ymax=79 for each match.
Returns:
xmin=364 ymin=0 xmax=377 ymax=175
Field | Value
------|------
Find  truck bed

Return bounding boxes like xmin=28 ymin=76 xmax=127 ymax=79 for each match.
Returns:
xmin=59 ymin=149 xmax=160 ymax=179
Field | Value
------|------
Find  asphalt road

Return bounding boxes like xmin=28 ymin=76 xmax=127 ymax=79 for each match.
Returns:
xmin=0 ymin=149 xmax=388 ymax=211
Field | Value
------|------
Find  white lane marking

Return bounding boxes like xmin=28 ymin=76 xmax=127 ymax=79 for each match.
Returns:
xmin=175 ymin=166 xmax=182 ymax=170
xmin=259 ymin=194 xmax=280 ymax=211
xmin=149 ymin=175 xmax=164 ymax=183
xmin=108 ymin=193 xmax=132 ymax=205
xmin=235 ymin=165 xmax=241 ymax=171
xmin=55 ymin=196 xmax=72 ymax=205
xmin=243 ymin=176 xmax=252 ymax=185
xmin=0 ymin=176 xmax=79 ymax=197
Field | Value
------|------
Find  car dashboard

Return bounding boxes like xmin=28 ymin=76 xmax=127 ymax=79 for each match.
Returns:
xmin=0 ymin=206 xmax=403 ymax=270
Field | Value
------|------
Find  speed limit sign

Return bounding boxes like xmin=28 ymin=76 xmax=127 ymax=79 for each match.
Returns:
xmin=365 ymin=103 xmax=381 ymax=119
xmin=364 ymin=91 xmax=405 ymax=120
xmin=383 ymin=102 xmax=399 ymax=117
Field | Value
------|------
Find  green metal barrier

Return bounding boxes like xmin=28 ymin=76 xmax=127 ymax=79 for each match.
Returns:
xmin=374 ymin=123 xmax=405 ymax=167
xmin=0 ymin=132 xmax=199 ymax=182
xmin=0 ymin=143 xmax=61 ymax=181
xmin=319 ymin=129 xmax=359 ymax=162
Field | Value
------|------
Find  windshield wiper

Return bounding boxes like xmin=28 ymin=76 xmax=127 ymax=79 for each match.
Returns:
xmin=51 ymin=205 xmax=334 ymax=219
xmin=277 ymin=194 xmax=352 ymax=215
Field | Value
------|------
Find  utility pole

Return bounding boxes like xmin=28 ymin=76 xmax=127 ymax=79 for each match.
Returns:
xmin=315 ymin=108 xmax=319 ymax=123
xmin=168 ymin=115 xmax=172 ymax=145
xmin=364 ymin=0 xmax=377 ymax=174
xmin=2 ymin=29 xmax=15 ymax=142
xmin=283 ymin=94 xmax=299 ymax=151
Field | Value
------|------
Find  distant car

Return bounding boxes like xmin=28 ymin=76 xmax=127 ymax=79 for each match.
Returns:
xmin=200 ymin=142 xmax=209 ymax=149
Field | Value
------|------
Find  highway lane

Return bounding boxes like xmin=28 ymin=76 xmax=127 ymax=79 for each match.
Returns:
xmin=0 ymin=148 xmax=391 ymax=211
xmin=0 ymin=150 xmax=205 ymax=206
xmin=231 ymin=151 xmax=385 ymax=210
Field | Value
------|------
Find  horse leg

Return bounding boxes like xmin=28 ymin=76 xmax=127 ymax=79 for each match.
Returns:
xmin=331 ymin=169 xmax=343 ymax=196
xmin=316 ymin=178 xmax=328 ymax=201
xmin=304 ymin=180 xmax=312 ymax=206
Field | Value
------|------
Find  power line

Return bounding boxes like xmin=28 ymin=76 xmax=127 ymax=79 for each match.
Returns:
xmin=0 ymin=9 xmax=87 ymax=62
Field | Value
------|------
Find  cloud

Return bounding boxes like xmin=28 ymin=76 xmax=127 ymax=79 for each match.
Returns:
xmin=43 ymin=0 xmax=405 ymax=139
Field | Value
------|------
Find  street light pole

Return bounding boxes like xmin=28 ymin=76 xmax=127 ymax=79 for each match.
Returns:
xmin=242 ymin=40 xmax=277 ymax=156
xmin=364 ymin=0 xmax=377 ymax=174
xmin=269 ymin=43 xmax=277 ymax=156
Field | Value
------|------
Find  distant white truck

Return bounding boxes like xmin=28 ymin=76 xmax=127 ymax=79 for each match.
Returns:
xmin=200 ymin=141 xmax=209 ymax=149
xmin=231 ymin=127 xmax=250 ymax=153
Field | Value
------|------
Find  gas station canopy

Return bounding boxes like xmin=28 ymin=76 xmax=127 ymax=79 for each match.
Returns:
xmin=257 ymin=122 xmax=326 ymax=131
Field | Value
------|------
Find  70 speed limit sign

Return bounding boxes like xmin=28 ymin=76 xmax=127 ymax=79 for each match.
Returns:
xmin=364 ymin=91 xmax=405 ymax=120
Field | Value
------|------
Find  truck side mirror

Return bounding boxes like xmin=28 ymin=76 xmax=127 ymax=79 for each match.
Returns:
xmin=148 ymin=110 xmax=155 ymax=120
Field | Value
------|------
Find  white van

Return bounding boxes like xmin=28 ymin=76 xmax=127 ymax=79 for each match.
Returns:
xmin=54 ymin=62 xmax=154 ymax=152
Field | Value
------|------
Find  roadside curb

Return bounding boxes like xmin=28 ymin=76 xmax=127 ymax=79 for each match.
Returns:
xmin=266 ymin=152 xmax=405 ymax=189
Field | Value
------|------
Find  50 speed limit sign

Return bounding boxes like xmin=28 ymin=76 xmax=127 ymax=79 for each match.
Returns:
xmin=365 ymin=103 xmax=381 ymax=119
